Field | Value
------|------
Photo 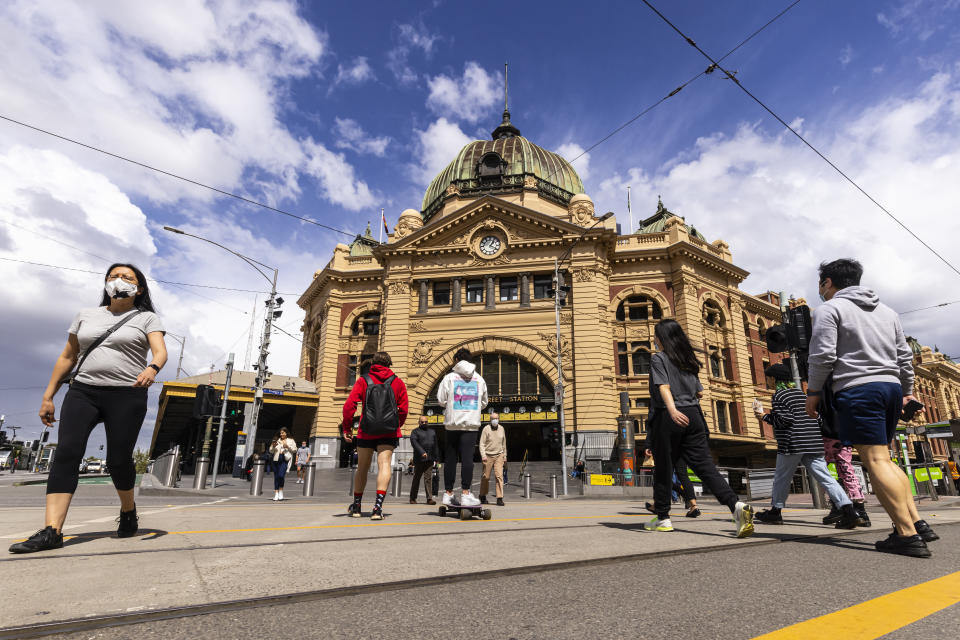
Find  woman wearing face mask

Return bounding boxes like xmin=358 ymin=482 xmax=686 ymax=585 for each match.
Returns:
xmin=10 ymin=264 xmax=166 ymax=554
xmin=479 ymin=411 xmax=507 ymax=506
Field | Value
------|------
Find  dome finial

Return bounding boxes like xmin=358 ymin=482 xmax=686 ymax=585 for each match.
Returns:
xmin=492 ymin=62 xmax=521 ymax=140
xmin=504 ymin=62 xmax=509 ymax=112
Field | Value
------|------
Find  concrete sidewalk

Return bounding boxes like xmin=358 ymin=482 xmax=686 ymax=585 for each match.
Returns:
xmin=3 ymin=492 xmax=959 ymax=626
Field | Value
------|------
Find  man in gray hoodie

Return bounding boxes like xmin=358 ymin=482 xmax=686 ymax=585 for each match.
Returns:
xmin=805 ymin=258 xmax=937 ymax=558
xmin=436 ymin=348 xmax=488 ymax=507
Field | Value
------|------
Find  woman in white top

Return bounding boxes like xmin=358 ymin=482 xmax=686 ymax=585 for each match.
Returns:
xmin=10 ymin=264 xmax=166 ymax=554
xmin=269 ymin=429 xmax=297 ymax=501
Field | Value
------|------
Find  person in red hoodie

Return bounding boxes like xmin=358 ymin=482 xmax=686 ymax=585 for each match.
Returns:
xmin=342 ymin=351 xmax=408 ymax=520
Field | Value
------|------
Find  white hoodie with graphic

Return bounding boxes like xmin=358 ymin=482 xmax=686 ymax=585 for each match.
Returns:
xmin=437 ymin=360 xmax=489 ymax=431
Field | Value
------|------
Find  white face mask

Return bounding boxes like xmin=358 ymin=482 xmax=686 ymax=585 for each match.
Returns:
xmin=105 ymin=278 xmax=138 ymax=299
xmin=490 ymin=419 xmax=499 ymax=428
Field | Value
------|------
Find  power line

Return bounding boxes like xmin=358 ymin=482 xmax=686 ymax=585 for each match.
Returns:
xmin=900 ymin=300 xmax=960 ymax=315
xmin=0 ymin=114 xmax=356 ymax=238
xmin=639 ymin=0 xmax=960 ymax=280
xmin=550 ymin=0 xmax=801 ymax=182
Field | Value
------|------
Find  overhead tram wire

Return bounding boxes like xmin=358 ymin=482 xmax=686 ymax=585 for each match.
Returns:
xmin=639 ymin=0 xmax=960 ymax=280
xmin=0 ymin=114 xmax=355 ymax=239
xmin=900 ymin=299 xmax=960 ymax=315
xmin=541 ymin=0 xmax=801 ymax=184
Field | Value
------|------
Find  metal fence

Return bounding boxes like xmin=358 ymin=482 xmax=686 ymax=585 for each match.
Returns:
xmin=148 ymin=445 xmax=180 ymax=487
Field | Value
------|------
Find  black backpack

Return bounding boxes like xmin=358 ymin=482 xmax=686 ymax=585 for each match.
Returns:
xmin=361 ymin=374 xmax=399 ymax=436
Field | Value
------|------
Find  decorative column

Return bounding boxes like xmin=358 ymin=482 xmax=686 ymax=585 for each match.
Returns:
xmin=485 ymin=275 xmax=496 ymax=310
xmin=417 ymin=280 xmax=429 ymax=314
xmin=519 ymin=272 xmax=531 ymax=307
xmin=451 ymin=278 xmax=462 ymax=312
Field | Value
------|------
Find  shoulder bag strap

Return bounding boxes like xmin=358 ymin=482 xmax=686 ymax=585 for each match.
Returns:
xmin=64 ymin=311 xmax=142 ymax=384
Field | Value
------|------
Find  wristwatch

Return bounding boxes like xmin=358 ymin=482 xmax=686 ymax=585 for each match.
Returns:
xmin=148 ymin=364 xmax=161 ymax=373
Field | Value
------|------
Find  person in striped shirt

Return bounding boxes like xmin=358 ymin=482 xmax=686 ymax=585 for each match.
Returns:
xmin=752 ymin=363 xmax=864 ymax=528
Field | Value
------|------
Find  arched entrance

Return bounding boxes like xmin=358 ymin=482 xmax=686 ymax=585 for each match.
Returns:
xmin=424 ymin=353 xmax=561 ymax=461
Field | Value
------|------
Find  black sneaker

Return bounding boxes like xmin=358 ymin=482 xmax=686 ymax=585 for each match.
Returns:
xmin=496 ymin=498 xmax=505 ymax=506
xmin=9 ymin=526 xmax=63 ymax=554
xmin=914 ymin=520 xmax=939 ymax=542
xmin=754 ymin=508 xmax=783 ymax=525
xmin=117 ymin=507 xmax=139 ymax=538
xmin=854 ymin=504 xmax=871 ymax=528
xmin=370 ymin=507 xmax=383 ymax=521
xmin=822 ymin=505 xmax=843 ymax=525
xmin=479 ymin=495 xmax=489 ymax=504
xmin=834 ymin=504 xmax=861 ymax=530
xmin=685 ymin=507 xmax=701 ymax=518
xmin=347 ymin=503 xmax=361 ymax=518
xmin=875 ymin=532 xmax=931 ymax=558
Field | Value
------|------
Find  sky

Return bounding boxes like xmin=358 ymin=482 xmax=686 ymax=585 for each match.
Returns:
xmin=1 ymin=0 xmax=960 ymax=456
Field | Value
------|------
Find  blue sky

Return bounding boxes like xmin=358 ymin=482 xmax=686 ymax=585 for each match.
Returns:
xmin=1 ymin=0 xmax=959 ymax=454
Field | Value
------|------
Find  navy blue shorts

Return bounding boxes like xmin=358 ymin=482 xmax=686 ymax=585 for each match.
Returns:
xmin=833 ymin=382 xmax=903 ymax=446
xmin=356 ymin=436 xmax=399 ymax=450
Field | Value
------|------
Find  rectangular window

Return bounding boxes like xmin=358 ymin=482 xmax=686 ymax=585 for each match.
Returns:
xmin=762 ymin=359 xmax=774 ymax=390
xmin=716 ymin=401 xmax=728 ymax=433
xmin=466 ymin=279 xmax=484 ymax=303
xmin=499 ymin=277 xmax=518 ymax=301
xmin=347 ymin=355 xmax=358 ymax=387
xmin=631 ymin=343 xmax=651 ymax=375
xmin=519 ymin=359 xmax=539 ymax=394
xmin=617 ymin=342 xmax=628 ymax=376
xmin=628 ymin=304 xmax=648 ymax=320
xmin=363 ymin=318 xmax=379 ymax=335
xmin=749 ymin=356 xmax=758 ymax=385
xmin=501 ymin=356 xmax=518 ymax=395
xmin=433 ymin=281 xmax=450 ymax=306
xmin=533 ymin=274 xmax=553 ymax=299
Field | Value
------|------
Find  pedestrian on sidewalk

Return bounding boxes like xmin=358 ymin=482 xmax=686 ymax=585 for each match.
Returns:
xmin=295 ymin=441 xmax=311 ymax=484
xmin=437 ymin=348 xmax=488 ymax=509
xmin=644 ymin=319 xmax=754 ymax=537
xmin=806 ymin=258 xmax=937 ymax=557
xmin=11 ymin=263 xmax=167 ymax=554
xmin=342 ymin=352 xmax=409 ymax=520
xmin=644 ymin=434 xmax=701 ymax=519
xmin=269 ymin=430 xmax=297 ymax=501
xmin=948 ymin=460 xmax=960 ymax=493
xmin=409 ymin=415 xmax=438 ymax=504
xmin=479 ymin=412 xmax=507 ymax=506
xmin=819 ymin=381 xmax=870 ymax=526
xmin=752 ymin=364 xmax=862 ymax=529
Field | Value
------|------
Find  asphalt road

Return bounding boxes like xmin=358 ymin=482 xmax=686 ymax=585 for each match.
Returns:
xmin=48 ymin=521 xmax=960 ymax=640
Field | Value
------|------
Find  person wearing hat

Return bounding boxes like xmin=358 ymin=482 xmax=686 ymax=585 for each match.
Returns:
xmin=752 ymin=362 xmax=863 ymax=528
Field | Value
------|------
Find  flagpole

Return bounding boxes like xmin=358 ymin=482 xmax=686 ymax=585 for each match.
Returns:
xmin=379 ymin=207 xmax=384 ymax=243
xmin=627 ymin=186 xmax=632 ymax=234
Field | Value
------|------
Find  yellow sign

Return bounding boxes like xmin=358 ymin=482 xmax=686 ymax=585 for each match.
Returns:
xmin=530 ymin=412 xmax=547 ymax=420
xmin=514 ymin=412 xmax=530 ymax=421
xmin=589 ymin=474 xmax=615 ymax=486
xmin=546 ymin=412 xmax=558 ymax=419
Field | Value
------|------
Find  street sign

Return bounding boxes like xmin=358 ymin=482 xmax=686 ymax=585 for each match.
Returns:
xmin=588 ymin=474 xmax=614 ymax=486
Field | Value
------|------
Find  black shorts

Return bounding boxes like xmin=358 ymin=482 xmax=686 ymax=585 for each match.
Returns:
xmin=356 ymin=436 xmax=399 ymax=450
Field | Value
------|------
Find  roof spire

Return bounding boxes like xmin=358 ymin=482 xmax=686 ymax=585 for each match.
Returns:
xmin=492 ymin=62 xmax=520 ymax=140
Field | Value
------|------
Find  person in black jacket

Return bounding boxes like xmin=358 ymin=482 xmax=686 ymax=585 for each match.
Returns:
xmin=409 ymin=416 xmax=439 ymax=504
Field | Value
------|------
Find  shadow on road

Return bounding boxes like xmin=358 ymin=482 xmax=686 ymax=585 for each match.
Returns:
xmin=63 ymin=528 xmax=169 ymax=546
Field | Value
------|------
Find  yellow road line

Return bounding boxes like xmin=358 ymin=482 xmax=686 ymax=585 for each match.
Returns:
xmin=753 ymin=571 xmax=960 ymax=640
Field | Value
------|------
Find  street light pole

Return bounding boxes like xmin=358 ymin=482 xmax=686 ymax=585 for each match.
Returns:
xmin=552 ymin=211 xmax=614 ymax=496
xmin=211 ymin=352 xmax=235 ymax=489
xmin=163 ymin=226 xmax=280 ymax=464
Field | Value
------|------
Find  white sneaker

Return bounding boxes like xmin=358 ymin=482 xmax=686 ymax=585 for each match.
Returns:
xmin=272 ymin=494 xmax=279 ymax=501
xmin=278 ymin=491 xmax=284 ymax=501
xmin=442 ymin=492 xmax=455 ymax=507
xmin=459 ymin=492 xmax=481 ymax=507
xmin=733 ymin=502 xmax=754 ymax=538
xmin=643 ymin=517 xmax=674 ymax=532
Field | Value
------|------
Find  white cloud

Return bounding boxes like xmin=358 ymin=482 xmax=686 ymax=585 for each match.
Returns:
xmin=303 ymin=140 xmax=378 ymax=210
xmin=386 ymin=21 xmax=439 ymax=85
xmin=333 ymin=118 xmax=390 ymax=156
xmin=592 ymin=71 xmax=960 ymax=356
xmin=332 ymin=56 xmax=376 ymax=90
xmin=877 ymin=0 xmax=960 ymax=40
xmin=426 ymin=62 xmax=502 ymax=123
xmin=411 ymin=117 xmax=472 ymax=185
xmin=556 ymin=142 xmax=591 ymax=181
xmin=839 ymin=44 xmax=854 ymax=68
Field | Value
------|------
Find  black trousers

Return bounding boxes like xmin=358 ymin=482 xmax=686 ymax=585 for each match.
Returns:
xmin=673 ymin=455 xmax=696 ymax=504
xmin=48 ymin=382 xmax=148 ymax=494
xmin=409 ymin=460 xmax=434 ymax=500
xmin=443 ymin=430 xmax=478 ymax=491
xmin=649 ymin=407 xmax=738 ymax=519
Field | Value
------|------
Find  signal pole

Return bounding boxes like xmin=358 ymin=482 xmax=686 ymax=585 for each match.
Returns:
xmin=778 ymin=291 xmax=803 ymax=388
xmin=211 ymin=353 xmax=235 ymax=489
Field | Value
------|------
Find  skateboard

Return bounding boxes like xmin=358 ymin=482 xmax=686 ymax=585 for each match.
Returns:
xmin=438 ymin=502 xmax=492 ymax=520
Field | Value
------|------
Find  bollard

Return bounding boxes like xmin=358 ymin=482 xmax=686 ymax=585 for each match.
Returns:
xmin=303 ymin=462 xmax=316 ymax=497
xmin=523 ymin=473 xmax=531 ymax=499
xmin=162 ymin=446 xmax=180 ymax=487
xmin=250 ymin=460 xmax=265 ymax=496
xmin=391 ymin=465 xmax=403 ymax=497
xmin=193 ymin=457 xmax=210 ymax=490
xmin=551 ymin=474 xmax=558 ymax=499
xmin=348 ymin=468 xmax=355 ymax=496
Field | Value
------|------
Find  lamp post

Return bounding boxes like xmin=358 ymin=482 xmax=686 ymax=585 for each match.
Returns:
xmin=166 ymin=332 xmax=187 ymax=379
xmin=163 ymin=226 xmax=281 ymax=464
xmin=551 ymin=211 xmax=614 ymax=495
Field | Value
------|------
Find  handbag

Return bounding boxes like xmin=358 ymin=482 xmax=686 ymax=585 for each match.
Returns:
xmin=61 ymin=311 xmax=142 ymax=385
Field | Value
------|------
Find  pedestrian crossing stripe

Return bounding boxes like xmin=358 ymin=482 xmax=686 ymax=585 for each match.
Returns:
xmin=752 ymin=570 xmax=960 ymax=639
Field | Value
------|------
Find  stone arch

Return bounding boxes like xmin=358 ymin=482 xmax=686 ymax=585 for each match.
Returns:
xmin=340 ymin=302 xmax=380 ymax=336
xmin=698 ymin=291 xmax=728 ymax=326
xmin=609 ymin=284 xmax=671 ymax=319
xmin=408 ymin=335 xmax=560 ymax=414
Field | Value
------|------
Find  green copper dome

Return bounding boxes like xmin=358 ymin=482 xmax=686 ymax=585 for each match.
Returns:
xmin=420 ymin=111 xmax=584 ymax=222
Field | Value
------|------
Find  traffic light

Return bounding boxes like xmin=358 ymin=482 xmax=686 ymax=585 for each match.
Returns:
xmin=765 ymin=305 xmax=812 ymax=354
xmin=193 ymin=384 xmax=221 ymax=418
xmin=765 ymin=324 xmax=790 ymax=353
xmin=0 ymin=431 xmax=6 ymax=445
xmin=32 ymin=440 xmax=40 ymax=451
xmin=547 ymin=273 xmax=570 ymax=307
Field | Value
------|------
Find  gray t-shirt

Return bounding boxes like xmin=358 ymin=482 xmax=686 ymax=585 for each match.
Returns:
xmin=649 ymin=352 xmax=703 ymax=409
xmin=68 ymin=307 xmax=165 ymax=386
xmin=296 ymin=446 xmax=310 ymax=464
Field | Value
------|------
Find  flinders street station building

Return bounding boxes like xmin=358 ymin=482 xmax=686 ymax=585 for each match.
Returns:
xmin=295 ymin=110 xmax=960 ymax=471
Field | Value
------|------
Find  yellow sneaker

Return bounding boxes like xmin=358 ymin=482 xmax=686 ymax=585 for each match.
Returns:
xmin=644 ymin=516 xmax=674 ymax=532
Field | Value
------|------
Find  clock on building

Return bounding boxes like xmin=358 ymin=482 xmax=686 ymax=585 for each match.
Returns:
xmin=479 ymin=235 xmax=502 ymax=255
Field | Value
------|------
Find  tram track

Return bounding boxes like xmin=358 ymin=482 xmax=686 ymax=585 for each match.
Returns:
xmin=4 ymin=523 xmax=944 ymax=640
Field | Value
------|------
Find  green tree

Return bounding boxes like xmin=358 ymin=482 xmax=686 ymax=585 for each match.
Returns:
xmin=133 ymin=448 xmax=150 ymax=474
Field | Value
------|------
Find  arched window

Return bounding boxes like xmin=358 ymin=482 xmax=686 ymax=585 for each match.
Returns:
xmin=703 ymin=300 xmax=724 ymax=327
xmin=351 ymin=311 xmax=380 ymax=336
xmin=743 ymin=313 xmax=751 ymax=337
xmin=616 ymin=295 xmax=663 ymax=321
xmin=758 ymin=319 xmax=767 ymax=340
xmin=617 ymin=341 xmax=652 ymax=375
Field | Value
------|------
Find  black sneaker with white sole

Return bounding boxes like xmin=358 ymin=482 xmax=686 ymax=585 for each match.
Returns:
xmin=117 ymin=507 xmax=139 ymax=538
xmin=875 ymin=532 xmax=931 ymax=558
xmin=9 ymin=526 xmax=63 ymax=554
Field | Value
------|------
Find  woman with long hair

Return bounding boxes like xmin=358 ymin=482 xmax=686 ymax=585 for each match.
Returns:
xmin=269 ymin=428 xmax=297 ymax=501
xmin=644 ymin=319 xmax=753 ymax=537
xmin=10 ymin=264 xmax=167 ymax=554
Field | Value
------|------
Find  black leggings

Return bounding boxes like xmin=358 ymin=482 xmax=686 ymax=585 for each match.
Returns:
xmin=443 ymin=430 xmax=478 ymax=491
xmin=47 ymin=382 xmax=148 ymax=494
